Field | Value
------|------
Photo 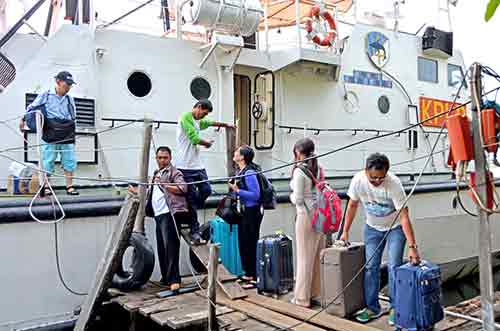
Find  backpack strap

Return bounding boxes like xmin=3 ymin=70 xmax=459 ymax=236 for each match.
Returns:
xmin=297 ymin=164 xmax=320 ymax=186
xmin=66 ymin=95 xmax=76 ymax=121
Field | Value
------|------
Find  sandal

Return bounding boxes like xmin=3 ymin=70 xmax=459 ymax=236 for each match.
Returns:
xmin=66 ymin=186 xmax=79 ymax=196
xmin=290 ymin=298 xmax=311 ymax=308
xmin=242 ymin=282 xmax=256 ymax=289
xmin=40 ymin=187 xmax=52 ymax=197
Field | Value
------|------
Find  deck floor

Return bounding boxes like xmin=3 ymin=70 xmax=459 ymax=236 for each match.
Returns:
xmin=106 ymin=279 xmax=500 ymax=331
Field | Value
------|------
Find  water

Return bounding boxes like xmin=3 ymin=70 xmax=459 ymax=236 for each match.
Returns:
xmin=442 ymin=268 xmax=500 ymax=307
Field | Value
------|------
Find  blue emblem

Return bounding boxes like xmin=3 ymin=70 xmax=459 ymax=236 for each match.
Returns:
xmin=366 ymin=32 xmax=390 ymax=68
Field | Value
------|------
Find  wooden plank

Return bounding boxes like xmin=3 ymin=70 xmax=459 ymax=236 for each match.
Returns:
xmin=218 ymin=311 xmax=277 ymax=331
xmin=150 ymin=303 xmax=233 ymax=328
xmin=181 ymin=229 xmax=247 ymax=300
xmin=123 ymin=298 xmax=165 ymax=312
xmin=156 ymin=284 xmax=199 ymax=298
xmin=216 ymin=295 xmax=327 ymax=331
xmin=75 ymin=196 xmax=139 ymax=331
xmin=244 ymin=293 xmax=381 ymax=331
xmin=140 ymin=293 xmax=202 ymax=316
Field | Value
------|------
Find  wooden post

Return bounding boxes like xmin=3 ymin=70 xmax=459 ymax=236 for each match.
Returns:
xmin=74 ymin=196 xmax=140 ymax=331
xmin=208 ymin=244 xmax=220 ymax=331
xmin=470 ymin=63 xmax=496 ymax=331
xmin=226 ymin=127 xmax=236 ymax=177
xmin=133 ymin=118 xmax=153 ymax=234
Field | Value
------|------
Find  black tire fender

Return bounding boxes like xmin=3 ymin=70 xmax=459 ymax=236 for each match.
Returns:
xmin=112 ymin=232 xmax=155 ymax=291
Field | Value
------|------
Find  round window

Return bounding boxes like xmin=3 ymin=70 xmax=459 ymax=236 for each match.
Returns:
xmin=127 ymin=71 xmax=152 ymax=98
xmin=190 ymin=77 xmax=211 ymax=100
xmin=378 ymin=95 xmax=390 ymax=114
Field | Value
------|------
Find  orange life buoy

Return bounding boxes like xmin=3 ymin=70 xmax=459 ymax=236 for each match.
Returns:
xmin=305 ymin=5 xmax=337 ymax=47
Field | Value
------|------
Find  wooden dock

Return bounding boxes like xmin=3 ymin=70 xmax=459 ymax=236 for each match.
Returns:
xmin=104 ymin=279 xmax=383 ymax=331
xmin=102 ymin=279 xmax=500 ymax=331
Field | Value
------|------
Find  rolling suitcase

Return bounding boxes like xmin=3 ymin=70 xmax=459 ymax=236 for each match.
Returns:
xmin=394 ymin=261 xmax=444 ymax=331
xmin=209 ymin=216 xmax=244 ymax=277
xmin=256 ymin=234 xmax=294 ymax=295
xmin=320 ymin=242 xmax=365 ymax=317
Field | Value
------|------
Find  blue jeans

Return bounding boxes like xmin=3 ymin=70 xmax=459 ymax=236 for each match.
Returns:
xmin=178 ymin=168 xmax=212 ymax=234
xmin=364 ymin=224 xmax=406 ymax=314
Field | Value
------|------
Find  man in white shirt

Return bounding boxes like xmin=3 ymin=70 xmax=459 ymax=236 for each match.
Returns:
xmin=142 ymin=146 xmax=191 ymax=291
xmin=340 ymin=153 xmax=420 ymax=325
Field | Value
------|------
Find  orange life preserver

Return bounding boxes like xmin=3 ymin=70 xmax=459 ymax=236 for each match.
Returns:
xmin=305 ymin=5 xmax=337 ymax=47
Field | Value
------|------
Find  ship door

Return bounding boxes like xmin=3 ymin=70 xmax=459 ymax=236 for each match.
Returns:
xmin=253 ymin=71 xmax=275 ymax=150
xmin=234 ymin=74 xmax=251 ymax=146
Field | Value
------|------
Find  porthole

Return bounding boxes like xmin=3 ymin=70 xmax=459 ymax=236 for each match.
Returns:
xmin=190 ymin=77 xmax=211 ymax=100
xmin=127 ymin=71 xmax=152 ymax=98
xmin=378 ymin=95 xmax=390 ymax=114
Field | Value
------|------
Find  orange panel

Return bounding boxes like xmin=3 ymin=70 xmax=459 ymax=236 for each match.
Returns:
xmin=481 ymin=108 xmax=498 ymax=153
xmin=420 ymin=97 xmax=467 ymax=128
xmin=446 ymin=114 xmax=473 ymax=162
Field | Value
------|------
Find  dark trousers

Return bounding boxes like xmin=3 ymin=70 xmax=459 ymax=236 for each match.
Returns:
xmin=179 ymin=168 xmax=212 ymax=234
xmin=154 ymin=212 xmax=189 ymax=285
xmin=238 ymin=206 xmax=263 ymax=279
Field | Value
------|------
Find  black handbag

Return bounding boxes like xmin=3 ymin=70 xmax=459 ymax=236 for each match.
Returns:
xmin=215 ymin=195 xmax=242 ymax=225
xmin=42 ymin=118 xmax=76 ymax=144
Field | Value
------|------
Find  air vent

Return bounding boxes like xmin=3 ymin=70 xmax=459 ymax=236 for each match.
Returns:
xmin=0 ymin=52 xmax=16 ymax=90
xmin=25 ymin=93 xmax=95 ymax=128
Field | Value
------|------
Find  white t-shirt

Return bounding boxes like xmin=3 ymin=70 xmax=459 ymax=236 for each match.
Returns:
xmin=152 ymin=184 xmax=169 ymax=216
xmin=176 ymin=112 xmax=213 ymax=170
xmin=347 ymin=171 xmax=406 ymax=231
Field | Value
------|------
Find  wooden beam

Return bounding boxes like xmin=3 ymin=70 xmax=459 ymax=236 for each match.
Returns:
xmin=133 ymin=118 xmax=153 ymax=234
xmin=74 ymin=196 xmax=140 ymax=331
xmin=217 ymin=294 xmax=326 ymax=331
xmin=208 ymin=244 xmax=220 ymax=331
xmin=244 ymin=293 xmax=381 ymax=331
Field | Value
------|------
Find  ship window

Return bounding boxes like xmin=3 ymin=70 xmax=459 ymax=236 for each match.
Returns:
xmin=448 ymin=64 xmax=466 ymax=88
xmin=418 ymin=57 xmax=438 ymax=83
xmin=127 ymin=71 xmax=152 ymax=98
xmin=190 ymin=77 xmax=211 ymax=100
xmin=378 ymin=95 xmax=390 ymax=114
xmin=253 ymin=72 xmax=275 ymax=150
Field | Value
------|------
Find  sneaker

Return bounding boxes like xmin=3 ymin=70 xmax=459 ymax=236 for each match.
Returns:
xmin=190 ymin=232 xmax=206 ymax=245
xmin=355 ymin=308 xmax=383 ymax=323
xmin=388 ymin=309 xmax=395 ymax=326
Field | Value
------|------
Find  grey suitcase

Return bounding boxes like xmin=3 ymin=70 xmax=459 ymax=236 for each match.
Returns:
xmin=320 ymin=242 xmax=365 ymax=317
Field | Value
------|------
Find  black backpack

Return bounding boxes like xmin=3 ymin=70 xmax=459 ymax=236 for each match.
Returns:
xmin=240 ymin=166 xmax=277 ymax=210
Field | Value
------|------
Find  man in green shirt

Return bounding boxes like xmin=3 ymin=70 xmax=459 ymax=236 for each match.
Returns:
xmin=176 ymin=99 xmax=235 ymax=244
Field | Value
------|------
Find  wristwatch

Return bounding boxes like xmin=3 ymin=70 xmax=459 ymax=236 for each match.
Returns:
xmin=408 ymin=244 xmax=418 ymax=249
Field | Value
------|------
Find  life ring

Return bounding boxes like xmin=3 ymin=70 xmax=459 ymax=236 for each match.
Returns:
xmin=305 ymin=5 xmax=337 ymax=47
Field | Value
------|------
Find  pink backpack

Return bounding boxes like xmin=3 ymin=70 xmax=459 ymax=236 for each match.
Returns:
xmin=299 ymin=166 xmax=342 ymax=234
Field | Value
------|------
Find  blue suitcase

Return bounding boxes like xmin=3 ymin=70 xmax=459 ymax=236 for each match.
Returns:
xmin=394 ymin=261 xmax=444 ymax=331
xmin=256 ymin=234 xmax=294 ymax=295
xmin=209 ymin=217 xmax=244 ymax=277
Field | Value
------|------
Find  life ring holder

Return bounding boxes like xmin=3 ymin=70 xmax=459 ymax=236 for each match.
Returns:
xmin=305 ymin=5 xmax=337 ymax=48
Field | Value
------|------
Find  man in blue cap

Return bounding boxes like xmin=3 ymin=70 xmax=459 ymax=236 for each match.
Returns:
xmin=19 ymin=71 xmax=79 ymax=196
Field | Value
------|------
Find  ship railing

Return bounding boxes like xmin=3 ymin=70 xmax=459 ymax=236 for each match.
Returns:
xmin=101 ymin=117 xmax=178 ymax=130
xmin=276 ymin=124 xmax=448 ymax=136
